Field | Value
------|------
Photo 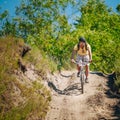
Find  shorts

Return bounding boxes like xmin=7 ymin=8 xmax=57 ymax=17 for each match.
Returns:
xmin=76 ymin=55 xmax=90 ymax=66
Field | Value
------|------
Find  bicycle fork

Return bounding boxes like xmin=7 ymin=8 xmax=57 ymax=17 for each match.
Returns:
xmin=80 ymin=67 xmax=85 ymax=94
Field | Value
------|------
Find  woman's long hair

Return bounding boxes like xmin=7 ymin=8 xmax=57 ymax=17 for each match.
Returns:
xmin=77 ymin=37 xmax=88 ymax=51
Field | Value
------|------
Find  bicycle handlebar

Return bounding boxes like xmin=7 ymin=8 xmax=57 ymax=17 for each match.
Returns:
xmin=71 ymin=59 xmax=91 ymax=66
xmin=71 ymin=59 xmax=91 ymax=63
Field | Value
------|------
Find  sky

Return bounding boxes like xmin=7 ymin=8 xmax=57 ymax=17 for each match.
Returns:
xmin=0 ymin=0 xmax=20 ymax=17
xmin=0 ymin=0 xmax=120 ymax=24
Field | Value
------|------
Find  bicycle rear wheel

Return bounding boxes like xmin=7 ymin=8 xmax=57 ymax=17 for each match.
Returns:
xmin=80 ymin=73 xmax=84 ymax=94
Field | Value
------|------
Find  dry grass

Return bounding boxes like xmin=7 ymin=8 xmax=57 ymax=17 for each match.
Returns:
xmin=0 ymin=36 xmax=51 ymax=120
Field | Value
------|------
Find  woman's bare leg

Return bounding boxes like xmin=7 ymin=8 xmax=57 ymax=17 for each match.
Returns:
xmin=85 ymin=65 xmax=89 ymax=81
xmin=77 ymin=64 xmax=81 ymax=76
xmin=77 ymin=64 xmax=81 ymax=71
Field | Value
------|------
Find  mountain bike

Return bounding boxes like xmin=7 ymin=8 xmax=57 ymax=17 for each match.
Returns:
xmin=73 ymin=60 xmax=89 ymax=94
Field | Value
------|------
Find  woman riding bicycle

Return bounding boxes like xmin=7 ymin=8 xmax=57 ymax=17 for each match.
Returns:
xmin=71 ymin=37 xmax=92 ymax=83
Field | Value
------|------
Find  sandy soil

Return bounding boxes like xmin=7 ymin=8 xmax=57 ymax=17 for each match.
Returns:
xmin=45 ymin=70 xmax=119 ymax=120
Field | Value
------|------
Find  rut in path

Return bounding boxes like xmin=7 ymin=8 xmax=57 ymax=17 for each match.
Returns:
xmin=45 ymin=70 xmax=120 ymax=120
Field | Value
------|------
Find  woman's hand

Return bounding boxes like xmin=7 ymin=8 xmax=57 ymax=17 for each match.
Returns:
xmin=71 ymin=59 xmax=76 ymax=63
xmin=89 ymin=59 xmax=92 ymax=63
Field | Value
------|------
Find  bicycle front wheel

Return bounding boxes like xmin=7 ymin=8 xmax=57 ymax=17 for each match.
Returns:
xmin=80 ymin=73 xmax=84 ymax=94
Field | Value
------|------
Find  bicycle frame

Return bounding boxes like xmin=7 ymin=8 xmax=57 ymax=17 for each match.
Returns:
xmin=73 ymin=60 xmax=88 ymax=94
xmin=79 ymin=62 xmax=86 ymax=94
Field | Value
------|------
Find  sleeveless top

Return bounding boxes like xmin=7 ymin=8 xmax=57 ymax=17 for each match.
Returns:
xmin=74 ymin=43 xmax=91 ymax=56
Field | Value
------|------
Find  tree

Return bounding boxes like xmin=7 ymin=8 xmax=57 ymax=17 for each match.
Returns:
xmin=116 ymin=4 xmax=120 ymax=13
xmin=74 ymin=0 xmax=120 ymax=73
xmin=13 ymin=0 xmax=74 ymax=39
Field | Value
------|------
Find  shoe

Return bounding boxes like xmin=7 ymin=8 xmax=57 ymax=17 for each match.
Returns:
xmin=77 ymin=72 xmax=80 ymax=77
xmin=85 ymin=78 xmax=89 ymax=83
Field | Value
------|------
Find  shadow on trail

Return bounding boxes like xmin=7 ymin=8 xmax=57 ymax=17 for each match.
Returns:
xmin=106 ymin=73 xmax=120 ymax=98
xmin=92 ymin=71 xmax=120 ymax=119
xmin=106 ymin=73 xmax=120 ymax=119
xmin=48 ymin=81 xmax=82 ymax=96
xmin=90 ymin=71 xmax=107 ymax=77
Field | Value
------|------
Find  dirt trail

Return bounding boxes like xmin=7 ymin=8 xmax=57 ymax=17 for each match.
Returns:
xmin=45 ymin=70 xmax=119 ymax=120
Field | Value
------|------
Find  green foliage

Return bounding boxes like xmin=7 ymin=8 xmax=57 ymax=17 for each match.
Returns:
xmin=114 ymin=50 xmax=120 ymax=91
xmin=73 ymin=0 xmax=120 ymax=90
xmin=0 ymin=10 xmax=9 ymax=19
xmin=75 ymin=0 xmax=120 ymax=73
xmin=0 ymin=0 xmax=120 ymax=90
xmin=116 ymin=4 xmax=120 ymax=13
xmin=0 ymin=10 xmax=17 ymax=36
xmin=26 ymin=32 xmax=77 ymax=71
xmin=12 ymin=0 xmax=74 ymax=38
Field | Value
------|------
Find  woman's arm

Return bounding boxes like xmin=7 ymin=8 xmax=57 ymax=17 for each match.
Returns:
xmin=88 ymin=45 xmax=92 ymax=62
xmin=71 ymin=50 xmax=77 ymax=63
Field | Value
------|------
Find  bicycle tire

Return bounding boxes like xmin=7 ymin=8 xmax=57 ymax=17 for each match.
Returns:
xmin=80 ymin=73 xmax=84 ymax=94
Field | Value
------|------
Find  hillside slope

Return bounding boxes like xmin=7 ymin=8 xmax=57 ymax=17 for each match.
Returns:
xmin=0 ymin=36 xmax=120 ymax=120
xmin=0 ymin=36 xmax=51 ymax=120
